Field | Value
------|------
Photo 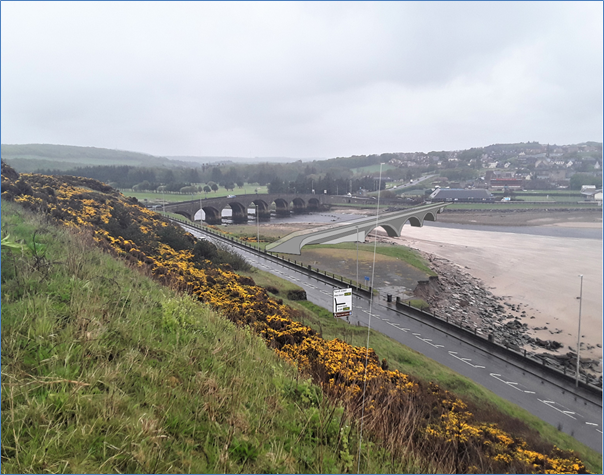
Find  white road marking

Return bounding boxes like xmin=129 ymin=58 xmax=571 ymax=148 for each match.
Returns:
xmin=586 ymin=422 xmax=599 ymax=426
xmin=415 ymin=336 xmax=444 ymax=349
xmin=491 ymin=373 xmax=535 ymax=393
xmin=449 ymin=351 xmax=485 ymax=368
xmin=385 ymin=322 xmax=411 ymax=333
xmin=412 ymin=333 xmax=421 ymax=336
xmin=538 ymin=399 xmax=579 ymax=420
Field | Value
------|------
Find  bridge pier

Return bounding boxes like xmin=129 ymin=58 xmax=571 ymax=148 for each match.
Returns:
xmin=274 ymin=198 xmax=290 ymax=217
xmin=292 ymin=198 xmax=307 ymax=214
xmin=204 ymin=207 xmax=222 ymax=225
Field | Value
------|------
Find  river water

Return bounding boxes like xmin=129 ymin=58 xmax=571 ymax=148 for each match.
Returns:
xmin=218 ymin=207 xmax=601 ymax=240
xmin=224 ymin=208 xmax=602 ymax=360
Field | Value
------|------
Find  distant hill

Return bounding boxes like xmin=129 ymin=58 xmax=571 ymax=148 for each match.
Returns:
xmin=1 ymin=143 xmax=196 ymax=172
xmin=167 ymin=155 xmax=320 ymax=164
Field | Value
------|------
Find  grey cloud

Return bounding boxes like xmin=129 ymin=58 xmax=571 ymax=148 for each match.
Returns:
xmin=1 ymin=1 xmax=602 ymax=158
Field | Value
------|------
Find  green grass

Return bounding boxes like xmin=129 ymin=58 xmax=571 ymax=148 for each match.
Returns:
xmin=1 ymin=201 xmax=423 ymax=474
xmin=241 ymin=273 xmax=603 ymax=474
xmin=307 ymin=242 xmax=436 ymax=276
xmin=446 ymin=202 xmax=598 ymax=210
xmin=350 ymin=164 xmax=397 ymax=174
xmin=123 ymin=185 xmax=270 ymax=204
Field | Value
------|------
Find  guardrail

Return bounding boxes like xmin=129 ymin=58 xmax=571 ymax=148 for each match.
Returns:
xmin=170 ymin=216 xmax=603 ymax=402
xmin=391 ymin=299 xmax=602 ymax=404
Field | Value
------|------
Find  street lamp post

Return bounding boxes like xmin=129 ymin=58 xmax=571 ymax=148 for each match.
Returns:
xmin=575 ymin=274 xmax=584 ymax=387
xmin=256 ymin=204 xmax=260 ymax=264
xmin=356 ymin=225 xmax=359 ymax=290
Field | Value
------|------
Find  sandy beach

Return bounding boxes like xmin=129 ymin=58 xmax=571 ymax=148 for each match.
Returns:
xmin=392 ymin=222 xmax=603 ymax=361
xmin=257 ymin=207 xmax=602 ymax=362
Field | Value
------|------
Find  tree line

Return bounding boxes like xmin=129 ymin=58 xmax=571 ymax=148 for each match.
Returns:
xmin=36 ymin=154 xmax=429 ymax=194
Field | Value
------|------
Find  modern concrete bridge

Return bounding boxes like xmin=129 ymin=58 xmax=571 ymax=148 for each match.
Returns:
xmin=162 ymin=193 xmax=402 ymax=224
xmin=266 ymin=202 xmax=449 ymax=254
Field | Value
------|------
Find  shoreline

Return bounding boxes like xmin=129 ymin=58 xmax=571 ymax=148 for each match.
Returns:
xmin=386 ymin=220 xmax=602 ymax=366
xmin=260 ymin=208 xmax=602 ymax=373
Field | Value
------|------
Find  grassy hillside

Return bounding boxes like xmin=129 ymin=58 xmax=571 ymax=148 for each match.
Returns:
xmin=1 ymin=201 xmax=411 ymax=473
xmin=1 ymin=163 xmax=596 ymax=474
xmin=1 ymin=144 xmax=175 ymax=172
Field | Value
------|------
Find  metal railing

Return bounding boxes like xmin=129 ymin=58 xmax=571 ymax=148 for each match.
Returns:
xmin=170 ymin=216 xmax=603 ymax=399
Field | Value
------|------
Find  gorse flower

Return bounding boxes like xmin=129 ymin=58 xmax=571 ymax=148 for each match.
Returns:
xmin=0 ymin=163 xmax=590 ymax=474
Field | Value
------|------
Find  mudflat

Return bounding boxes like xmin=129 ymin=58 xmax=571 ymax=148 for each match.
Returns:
xmin=392 ymin=211 xmax=602 ymax=361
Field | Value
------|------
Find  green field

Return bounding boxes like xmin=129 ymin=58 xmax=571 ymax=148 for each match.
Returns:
xmin=446 ymin=202 xmax=598 ymax=210
xmin=350 ymin=164 xmax=397 ymax=174
xmin=122 ymin=185 xmax=270 ymax=204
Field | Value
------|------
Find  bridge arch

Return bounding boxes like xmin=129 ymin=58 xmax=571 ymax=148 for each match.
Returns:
xmin=308 ymin=197 xmax=321 ymax=211
xmin=226 ymin=201 xmax=248 ymax=223
xmin=424 ymin=212 xmax=436 ymax=222
xmin=251 ymin=199 xmax=271 ymax=219
xmin=204 ymin=206 xmax=222 ymax=225
xmin=173 ymin=210 xmax=192 ymax=221
xmin=405 ymin=216 xmax=423 ymax=227
xmin=266 ymin=203 xmax=449 ymax=254
xmin=273 ymin=198 xmax=290 ymax=216
xmin=379 ymin=223 xmax=399 ymax=237
xmin=292 ymin=197 xmax=307 ymax=214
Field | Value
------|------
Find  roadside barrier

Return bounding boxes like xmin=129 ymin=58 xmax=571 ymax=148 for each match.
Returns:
xmin=171 ymin=217 xmax=603 ymax=403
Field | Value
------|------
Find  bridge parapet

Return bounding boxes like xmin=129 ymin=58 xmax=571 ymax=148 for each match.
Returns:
xmin=266 ymin=203 xmax=449 ymax=254
xmin=163 ymin=193 xmax=329 ymax=224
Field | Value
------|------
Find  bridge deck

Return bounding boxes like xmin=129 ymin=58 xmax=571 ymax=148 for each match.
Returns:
xmin=266 ymin=203 xmax=448 ymax=254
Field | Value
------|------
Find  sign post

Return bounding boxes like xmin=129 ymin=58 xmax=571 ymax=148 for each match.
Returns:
xmin=333 ymin=288 xmax=353 ymax=318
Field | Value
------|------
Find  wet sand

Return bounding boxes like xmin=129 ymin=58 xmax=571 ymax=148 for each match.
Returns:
xmin=392 ymin=223 xmax=603 ymax=361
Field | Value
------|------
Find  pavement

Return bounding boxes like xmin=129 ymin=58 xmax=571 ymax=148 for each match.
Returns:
xmin=180 ymin=222 xmax=603 ymax=453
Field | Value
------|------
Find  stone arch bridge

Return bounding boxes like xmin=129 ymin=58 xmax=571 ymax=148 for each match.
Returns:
xmin=266 ymin=202 xmax=449 ymax=254
xmin=163 ymin=193 xmax=367 ymax=224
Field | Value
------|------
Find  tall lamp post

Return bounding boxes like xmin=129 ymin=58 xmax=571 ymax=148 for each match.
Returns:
xmin=575 ymin=274 xmax=584 ymax=387
xmin=356 ymin=225 xmax=359 ymax=290
xmin=256 ymin=204 xmax=260 ymax=264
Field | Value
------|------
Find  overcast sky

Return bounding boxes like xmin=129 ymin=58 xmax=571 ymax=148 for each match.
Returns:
xmin=2 ymin=1 xmax=602 ymax=159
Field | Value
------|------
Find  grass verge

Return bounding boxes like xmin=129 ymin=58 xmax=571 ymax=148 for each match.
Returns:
xmin=1 ymin=202 xmax=421 ymax=474
xmin=244 ymin=267 xmax=603 ymax=474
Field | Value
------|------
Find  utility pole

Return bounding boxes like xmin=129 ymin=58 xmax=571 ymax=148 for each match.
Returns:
xmin=576 ymin=274 xmax=584 ymax=387
xmin=256 ymin=205 xmax=260 ymax=264
xmin=356 ymin=225 xmax=359 ymax=289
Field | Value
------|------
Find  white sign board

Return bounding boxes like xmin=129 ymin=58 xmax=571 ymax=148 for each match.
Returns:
xmin=333 ymin=288 xmax=353 ymax=317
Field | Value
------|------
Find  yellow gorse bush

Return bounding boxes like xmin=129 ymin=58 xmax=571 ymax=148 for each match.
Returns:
xmin=0 ymin=167 xmax=589 ymax=474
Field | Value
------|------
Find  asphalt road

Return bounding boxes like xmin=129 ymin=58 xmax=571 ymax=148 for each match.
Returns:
xmin=180 ymin=223 xmax=603 ymax=453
